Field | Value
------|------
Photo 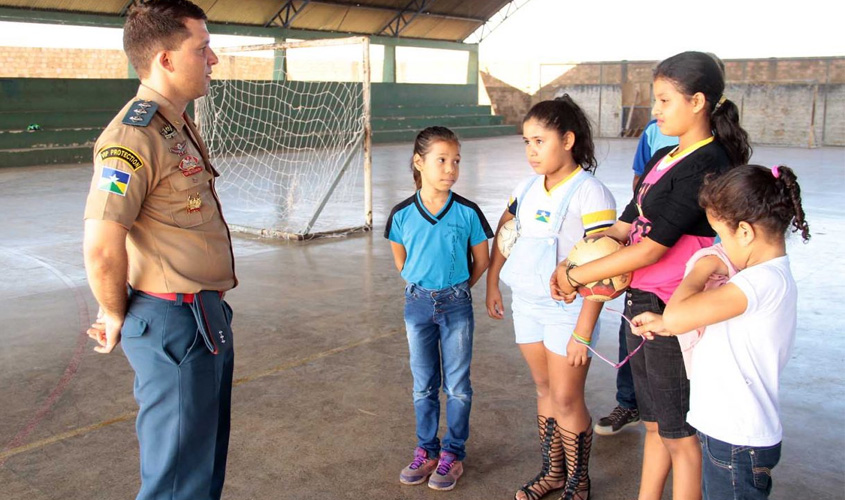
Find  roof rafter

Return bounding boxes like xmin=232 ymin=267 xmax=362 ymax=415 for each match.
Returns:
xmin=307 ymin=0 xmax=484 ymax=24
xmin=118 ymin=0 xmax=137 ymax=17
xmin=265 ymin=0 xmax=311 ymax=28
xmin=463 ymin=0 xmax=530 ymax=43
xmin=378 ymin=0 xmax=436 ymax=37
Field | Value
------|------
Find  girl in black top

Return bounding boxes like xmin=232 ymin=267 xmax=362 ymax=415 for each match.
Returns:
xmin=551 ymin=51 xmax=751 ymax=500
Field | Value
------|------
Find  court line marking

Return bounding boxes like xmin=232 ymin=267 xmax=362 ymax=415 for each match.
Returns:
xmin=0 ymin=328 xmax=400 ymax=463
xmin=0 ymin=248 xmax=92 ymax=467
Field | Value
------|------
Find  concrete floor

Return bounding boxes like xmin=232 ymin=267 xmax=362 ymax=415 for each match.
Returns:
xmin=0 ymin=137 xmax=843 ymax=500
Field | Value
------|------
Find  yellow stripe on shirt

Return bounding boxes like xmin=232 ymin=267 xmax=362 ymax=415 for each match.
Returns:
xmin=582 ymin=209 xmax=617 ymax=226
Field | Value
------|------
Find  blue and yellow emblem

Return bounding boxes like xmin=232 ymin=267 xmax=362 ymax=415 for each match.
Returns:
xmin=98 ymin=167 xmax=131 ymax=196
xmin=535 ymin=209 xmax=551 ymax=223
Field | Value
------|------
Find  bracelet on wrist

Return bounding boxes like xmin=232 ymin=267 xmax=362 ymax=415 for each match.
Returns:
xmin=565 ymin=264 xmax=586 ymax=288
xmin=572 ymin=332 xmax=592 ymax=346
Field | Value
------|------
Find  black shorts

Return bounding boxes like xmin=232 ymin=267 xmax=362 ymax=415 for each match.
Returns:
xmin=624 ymin=288 xmax=695 ymax=439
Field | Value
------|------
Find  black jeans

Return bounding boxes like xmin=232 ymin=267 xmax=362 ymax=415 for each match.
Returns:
xmin=624 ymin=288 xmax=695 ymax=439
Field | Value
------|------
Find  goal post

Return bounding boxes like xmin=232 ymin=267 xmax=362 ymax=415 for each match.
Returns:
xmin=196 ymin=36 xmax=372 ymax=240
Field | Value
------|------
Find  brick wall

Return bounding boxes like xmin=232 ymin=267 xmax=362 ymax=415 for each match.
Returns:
xmin=0 ymin=47 xmax=130 ymax=78
xmin=484 ymin=56 xmax=845 ymax=147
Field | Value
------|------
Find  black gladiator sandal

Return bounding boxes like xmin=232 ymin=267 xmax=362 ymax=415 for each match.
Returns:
xmin=515 ymin=416 xmax=566 ymax=500
xmin=558 ymin=421 xmax=593 ymax=500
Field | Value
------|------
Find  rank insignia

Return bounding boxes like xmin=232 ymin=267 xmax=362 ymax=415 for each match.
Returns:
xmin=122 ymin=100 xmax=157 ymax=127
xmin=535 ymin=210 xmax=551 ymax=223
xmin=98 ymin=167 xmax=131 ymax=196
xmin=169 ymin=141 xmax=187 ymax=156
xmin=178 ymin=155 xmax=203 ymax=177
xmin=160 ymin=123 xmax=177 ymax=139
xmin=187 ymin=193 xmax=202 ymax=213
xmin=97 ymin=145 xmax=144 ymax=171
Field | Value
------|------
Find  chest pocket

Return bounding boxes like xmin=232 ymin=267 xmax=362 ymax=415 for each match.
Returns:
xmin=167 ymin=167 xmax=216 ymax=228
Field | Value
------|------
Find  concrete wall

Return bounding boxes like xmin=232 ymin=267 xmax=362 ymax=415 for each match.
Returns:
xmin=483 ymin=56 xmax=845 ymax=147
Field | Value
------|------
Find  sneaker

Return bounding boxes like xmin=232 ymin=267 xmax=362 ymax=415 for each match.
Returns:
xmin=400 ymin=447 xmax=438 ymax=485
xmin=428 ymin=451 xmax=463 ymax=491
xmin=594 ymin=406 xmax=640 ymax=436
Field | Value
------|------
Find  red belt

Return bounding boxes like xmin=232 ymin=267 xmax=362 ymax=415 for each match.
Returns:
xmin=140 ymin=291 xmax=223 ymax=302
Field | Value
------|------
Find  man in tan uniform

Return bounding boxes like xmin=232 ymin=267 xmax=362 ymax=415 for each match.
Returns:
xmin=83 ymin=2 xmax=236 ymax=498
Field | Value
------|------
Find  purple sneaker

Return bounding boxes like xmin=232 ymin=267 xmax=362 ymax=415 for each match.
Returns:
xmin=428 ymin=451 xmax=463 ymax=491
xmin=400 ymin=447 xmax=438 ymax=485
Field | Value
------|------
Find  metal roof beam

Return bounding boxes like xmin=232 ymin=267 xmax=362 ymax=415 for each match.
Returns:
xmin=307 ymin=0 xmax=484 ymax=23
xmin=463 ymin=0 xmax=530 ymax=44
xmin=118 ymin=0 xmax=136 ymax=17
xmin=377 ymin=0 xmax=435 ymax=37
xmin=264 ymin=0 xmax=311 ymax=28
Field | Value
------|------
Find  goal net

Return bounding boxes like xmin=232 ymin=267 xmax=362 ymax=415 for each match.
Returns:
xmin=195 ymin=36 xmax=372 ymax=239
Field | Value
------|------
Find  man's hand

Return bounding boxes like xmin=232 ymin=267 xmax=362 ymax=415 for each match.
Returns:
xmin=87 ymin=307 xmax=124 ymax=354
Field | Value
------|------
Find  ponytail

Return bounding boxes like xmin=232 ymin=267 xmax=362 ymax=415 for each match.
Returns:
xmin=655 ymin=51 xmax=752 ymax=167
xmin=699 ymin=164 xmax=810 ymax=243
xmin=711 ymin=98 xmax=752 ymax=167
xmin=775 ymin=165 xmax=810 ymax=242
xmin=409 ymin=126 xmax=460 ymax=190
xmin=523 ymin=95 xmax=598 ymax=173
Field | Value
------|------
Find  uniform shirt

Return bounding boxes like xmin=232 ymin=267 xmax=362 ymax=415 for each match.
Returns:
xmin=385 ymin=191 xmax=493 ymax=290
xmin=687 ymin=257 xmax=797 ymax=447
xmin=619 ymin=141 xmax=730 ymax=301
xmin=632 ymin=119 xmax=679 ymax=176
xmin=507 ymin=167 xmax=616 ymax=261
xmin=84 ymin=85 xmax=236 ymax=293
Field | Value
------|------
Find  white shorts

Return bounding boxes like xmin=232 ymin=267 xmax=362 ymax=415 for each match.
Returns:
xmin=511 ymin=294 xmax=600 ymax=357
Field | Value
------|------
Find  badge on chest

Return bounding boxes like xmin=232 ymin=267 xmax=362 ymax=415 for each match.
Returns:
xmin=178 ymin=155 xmax=204 ymax=177
xmin=187 ymin=193 xmax=202 ymax=213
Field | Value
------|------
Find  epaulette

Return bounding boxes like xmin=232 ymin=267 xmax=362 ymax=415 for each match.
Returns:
xmin=122 ymin=100 xmax=159 ymax=127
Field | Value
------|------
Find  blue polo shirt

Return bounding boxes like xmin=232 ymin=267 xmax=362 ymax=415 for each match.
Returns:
xmin=632 ymin=119 xmax=679 ymax=176
xmin=385 ymin=191 xmax=493 ymax=290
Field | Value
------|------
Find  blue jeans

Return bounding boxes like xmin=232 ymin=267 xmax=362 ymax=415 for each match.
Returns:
xmin=122 ymin=290 xmax=234 ymax=500
xmin=699 ymin=432 xmax=781 ymax=500
xmin=404 ymin=281 xmax=474 ymax=461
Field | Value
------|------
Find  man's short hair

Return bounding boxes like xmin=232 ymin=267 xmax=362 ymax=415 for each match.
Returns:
xmin=123 ymin=0 xmax=208 ymax=79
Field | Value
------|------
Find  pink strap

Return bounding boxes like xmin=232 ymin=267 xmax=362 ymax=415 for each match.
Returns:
xmin=677 ymin=244 xmax=737 ymax=378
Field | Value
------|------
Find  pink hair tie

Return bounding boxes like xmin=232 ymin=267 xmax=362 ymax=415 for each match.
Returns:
xmin=771 ymin=165 xmax=780 ymax=179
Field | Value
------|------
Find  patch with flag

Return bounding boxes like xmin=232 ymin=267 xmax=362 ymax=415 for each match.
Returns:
xmin=98 ymin=167 xmax=131 ymax=196
xmin=535 ymin=209 xmax=551 ymax=223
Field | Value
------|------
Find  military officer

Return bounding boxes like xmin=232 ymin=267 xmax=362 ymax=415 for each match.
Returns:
xmin=83 ymin=1 xmax=236 ymax=499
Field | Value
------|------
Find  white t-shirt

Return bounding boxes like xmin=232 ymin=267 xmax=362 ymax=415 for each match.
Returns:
xmin=508 ymin=168 xmax=617 ymax=262
xmin=687 ymin=256 xmax=797 ymax=447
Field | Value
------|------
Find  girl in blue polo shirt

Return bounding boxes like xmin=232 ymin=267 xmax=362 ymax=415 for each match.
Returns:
xmin=385 ymin=126 xmax=493 ymax=492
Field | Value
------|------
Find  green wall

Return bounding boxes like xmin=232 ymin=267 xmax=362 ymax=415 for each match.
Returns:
xmin=0 ymin=78 xmax=510 ymax=167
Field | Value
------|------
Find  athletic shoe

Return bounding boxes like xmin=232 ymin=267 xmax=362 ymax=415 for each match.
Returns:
xmin=400 ymin=447 xmax=438 ymax=485
xmin=428 ymin=451 xmax=463 ymax=491
xmin=594 ymin=405 xmax=640 ymax=436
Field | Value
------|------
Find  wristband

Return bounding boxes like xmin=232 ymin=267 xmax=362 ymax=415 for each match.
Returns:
xmin=572 ymin=332 xmax=592 ymax=346
xmin=566 ymin=264 xmax=586 ymax=288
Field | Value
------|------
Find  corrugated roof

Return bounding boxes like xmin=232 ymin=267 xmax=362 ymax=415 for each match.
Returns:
xmin=0 ymin=0 xmax=514 ymax=42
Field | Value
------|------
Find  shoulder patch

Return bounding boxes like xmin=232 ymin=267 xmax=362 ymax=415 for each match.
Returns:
xmin=98 ymin=167 xmax=131 ymax=196
xmin=122 ymin=100 xmax=158 ymax=127
xmin=96 ymin=145 xmax=145 ymax=171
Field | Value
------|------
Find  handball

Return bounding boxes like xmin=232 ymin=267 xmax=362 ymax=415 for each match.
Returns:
xmin=565 ymin=235 xmax=631 ymax=302
xmin=496 ymin=219 xmax=518 ymax=258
